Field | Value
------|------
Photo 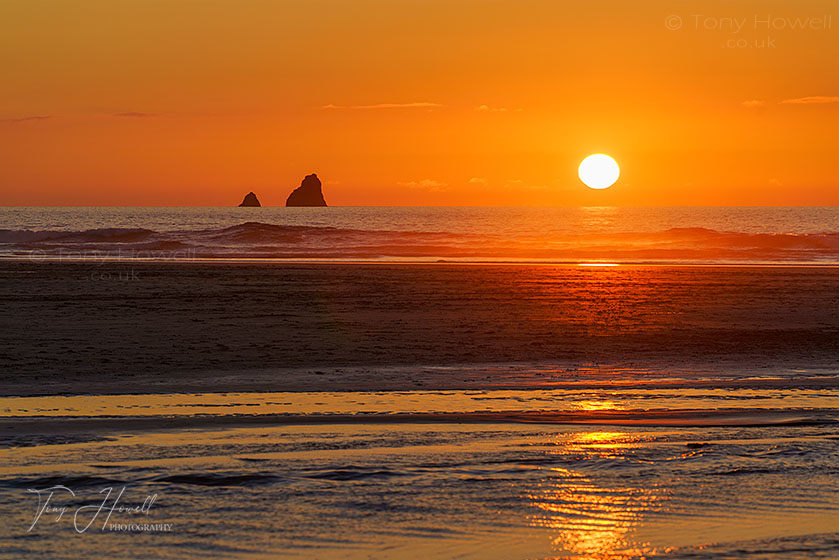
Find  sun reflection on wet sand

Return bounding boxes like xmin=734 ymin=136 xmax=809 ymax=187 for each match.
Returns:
xmin=573 ymin=400 xmax=624 ymax=412
xmin=526 ymin=431 xmax=666 ymax=558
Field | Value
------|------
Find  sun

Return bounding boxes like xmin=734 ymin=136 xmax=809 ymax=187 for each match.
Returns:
xmin=578 ymin=154 xmax=620 ymax=189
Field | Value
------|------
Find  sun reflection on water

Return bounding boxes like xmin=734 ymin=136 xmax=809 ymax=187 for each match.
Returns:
xmin=574 ymin=400 xmax=624 ymax=412
xmin=526 ymin=431 xmax=666 ymax=558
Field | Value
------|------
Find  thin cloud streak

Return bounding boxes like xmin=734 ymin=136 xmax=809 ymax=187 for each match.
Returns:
xmin=0 ymin=115 xmax=55 ymax=124
xmin=780 ymin=96 xmax=839 ymax=105
xmin=113 ymin=112 xmax=160 ymax=117
xmin=741 ymin=100 xmax=765 ymax=109
xmin=475 ymin=105 xmax=523 ymax=112
xmin=2 ymin=112 xmax=163 ymax=124
xmin=397 ymin=179 xmax=449 ymax=192
xmin=322 ymin=102 xmax=444 ymax=110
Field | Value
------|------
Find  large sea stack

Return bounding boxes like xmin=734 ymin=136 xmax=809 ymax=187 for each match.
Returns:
xmin=238 ymin=192 xmax=261 ymax=207
xmin=286 ymin=174 xmax=327 ymax=207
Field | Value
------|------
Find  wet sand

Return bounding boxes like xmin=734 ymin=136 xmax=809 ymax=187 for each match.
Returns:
xmin=2 ymin=421 xmax=837 ymax=559
xmin=1 ymin=260 xmax=838 ymax=396
xmin=0 ymin=410 xmax=831 ymax=448
xmin=2 ymin=260 xmax=838 ymax=559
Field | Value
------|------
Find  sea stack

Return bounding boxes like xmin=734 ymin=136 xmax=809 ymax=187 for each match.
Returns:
xmin=238 ymin=192 xmax=261 ymax=207
xmin=286 ymin=174 xmax=327 ymax=207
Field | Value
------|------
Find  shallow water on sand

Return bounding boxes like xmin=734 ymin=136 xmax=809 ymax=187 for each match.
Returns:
xmin=1 ymin=386 xmax=838 ymax=420
xmin=1 ymin=383 xmax=838 ymax=559
xmin=1 ymin=422 xmax=838 ymax=559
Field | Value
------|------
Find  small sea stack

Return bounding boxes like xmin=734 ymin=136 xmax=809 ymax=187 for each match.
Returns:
xmin=286 ymin=174 xmax=327 ymax=207
xmin=238 ymin=192 xmax=261 ymax=207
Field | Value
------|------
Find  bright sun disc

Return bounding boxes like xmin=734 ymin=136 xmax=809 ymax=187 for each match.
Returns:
xmin=578 ymin=154 xmax=620 ymax=189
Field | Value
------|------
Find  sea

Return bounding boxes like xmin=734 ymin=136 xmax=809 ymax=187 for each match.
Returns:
xmin=0 ymin=206 xmax=837 ymax=559
xmin=1 ymin=206 xmax=838 ymax=263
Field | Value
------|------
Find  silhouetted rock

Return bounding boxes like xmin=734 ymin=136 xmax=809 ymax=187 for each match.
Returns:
xmin=238 ymin=192 xmax=261 ymax=207
xmin=286 ymin=174 xmax=327 ymax=207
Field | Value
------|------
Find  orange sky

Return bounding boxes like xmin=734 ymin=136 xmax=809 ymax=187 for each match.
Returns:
xmin=0 ymin=0 xmax=836 ymax=206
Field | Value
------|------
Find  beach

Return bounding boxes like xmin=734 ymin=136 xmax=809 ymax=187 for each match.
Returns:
xmin=1 ymin=259 xmax=838 ymax=558
xmin=2 ymin=261 xmax=838 ymax=395
xmin=3 ymin=0 xmax=837 ymax=554
xmin=2 ymin=419 xmax=838 ymax=559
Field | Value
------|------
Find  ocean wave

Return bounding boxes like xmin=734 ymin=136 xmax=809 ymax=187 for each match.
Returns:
xmin=0 ymin=474 xmax=122 ymax=489
xmin=151 ymin=472 xmax=281 ymax=487
xmin=1 ymin=222 xmax=838 ymax=262
xmin=303 ymin=466 xmax=411 ymax=481
xmin=669 ymin=533 xmax=839 ymax=560
xmin=0 ymin=227 xmax=155 ymax=243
